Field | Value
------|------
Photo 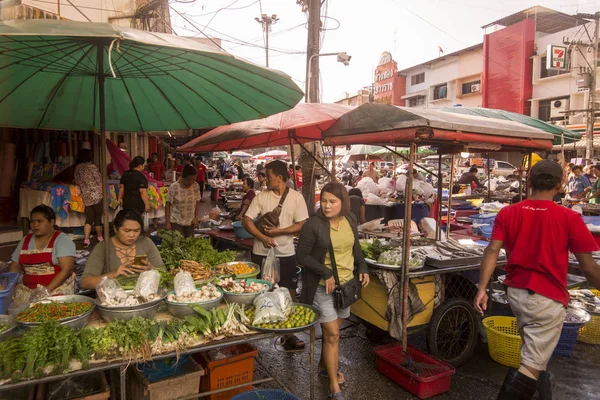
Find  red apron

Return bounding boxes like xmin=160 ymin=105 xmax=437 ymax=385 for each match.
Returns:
xmin=19 ymin=231 xmax=62 ymax=289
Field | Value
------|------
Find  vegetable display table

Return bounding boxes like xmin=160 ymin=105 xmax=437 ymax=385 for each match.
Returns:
xmin=206 ymin=229 xmax=254 ymax=250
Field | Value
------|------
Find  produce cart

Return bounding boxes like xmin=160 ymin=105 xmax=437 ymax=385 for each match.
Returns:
xmin=322 ymin=103 xmax=556 ymax=366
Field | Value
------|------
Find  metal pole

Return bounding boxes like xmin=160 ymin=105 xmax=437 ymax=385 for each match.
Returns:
xmin=486 ymin=152 xmax=491 ymax=203
xmin=289 ymin=130 xmax=297 ymax=190
xmin=97 ymin=43 xmax=111 ymax=268
xmin=265 ymin=22 xmax=269 ymax=68
xmin=526 ymin=151 xmax=533 ymax=199
xmin=447 ymin=154 xmax=455 ymax=237
xmin=586 ymin=14 xmax=599 ymax=159
xmin=331 ymin=145 xmax=336 ymax=179
xmin=310 ymin=326 xmax=316 ymax=400
xmin=400 ymin=143 xmax=416 ymax=353
xmin=436 ymin=153 xmax=443 ymax=241
xmin=518 ymin=153 xmax=524 ymax=202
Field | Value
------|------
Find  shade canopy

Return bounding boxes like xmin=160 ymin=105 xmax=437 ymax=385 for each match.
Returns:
xmin=251 ymin=150 xmax=289 ymax=160
xmin=437 ymin=106 xmax=581 ymax=145
xmin=231 ymin=151 xmax=253 ymax=158
xmin=177 ymin=103 xmax=354 ymax=152
xmin=323 ymin=103 xmax=555 ymax=152
xmin=0 ymin=19 xmax=303 ymax=132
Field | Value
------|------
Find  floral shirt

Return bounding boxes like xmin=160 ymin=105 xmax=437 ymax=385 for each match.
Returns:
xmin=166 ymin=181 xmax=201 ymax=225
xmin=74 ymin=163 xmax=103 ymax=206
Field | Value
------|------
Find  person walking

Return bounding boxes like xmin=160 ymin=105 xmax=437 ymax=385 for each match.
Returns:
xmin=297 ymin=182 xmax=370 ymax=400
xmin=118 ymin=156 xmax=150 ymax=216
xmin=165 ymin=165 xmax=201 ymax=238
xmin=195 ymin=157 xmax=208 ymax=202
xmin=474 ymin=161 xmax=600 ymax=400
xmin=148 ymin=152 xmax=165 ymax=181
xmin=73 ymin=149 xmax=104 ymax=247
xmin=362 ymin=162 xmax=379 ymax=183
xmin=243 ymin=160 xmax=309 ymax=351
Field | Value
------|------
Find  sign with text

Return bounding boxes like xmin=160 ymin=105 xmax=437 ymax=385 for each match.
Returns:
xmin=546 ymin=45 xmax=568 ymax=69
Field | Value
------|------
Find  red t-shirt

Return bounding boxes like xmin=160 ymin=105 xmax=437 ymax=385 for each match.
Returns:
xmin=491 ymin=200 xmax=598 ymax=306
xmin=149 ymin=161 xmax=164 ymax=180
xmin=243 ymin=189 xmax=256 ymax=203
xmin=196 ymin=164 xmax=207 ymax=182
xmin=176 ymin=165 xmax=183 ymax=173
xmin=295 ymin=171 xmax=303 ymax=189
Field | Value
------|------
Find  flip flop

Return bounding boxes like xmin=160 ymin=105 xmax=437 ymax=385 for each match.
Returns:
xmin=330 ymin=391 xmax=344 ymax=399
xmin=319 ymin=369 xmax=345 ymax=384
xmin=275 ymin=335 xmax=305 ymax=352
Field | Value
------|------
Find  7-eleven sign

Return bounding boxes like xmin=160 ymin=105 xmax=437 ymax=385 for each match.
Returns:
xmin=547 ymin=45 xmax=568 ymax=69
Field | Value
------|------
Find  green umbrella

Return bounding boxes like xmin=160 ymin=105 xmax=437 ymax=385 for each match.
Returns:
xmin=0 ymin=19 xmax=302 ymax=263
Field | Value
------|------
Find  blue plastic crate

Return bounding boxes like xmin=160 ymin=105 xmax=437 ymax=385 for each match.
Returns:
xmin=471 ymin=213 xmax=497 ymax=234
xmin=137 ymin=355 xmax=191 ymax=383
xmin=583 ymin=216 xmax=600 ymax=226
xmin=231 ymin=390 xmax=300 ymax=400
xmin=553 ymin=323 xmax=584 ymax=357
xmin=0 ymin=273 xmax=19 ymax=314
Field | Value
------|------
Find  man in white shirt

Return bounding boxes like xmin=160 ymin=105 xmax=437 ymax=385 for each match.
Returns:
xmin=166 ymin=165 xmax=201 ymax=238
xmin=244 ymin=160 xmax=309 ymax=350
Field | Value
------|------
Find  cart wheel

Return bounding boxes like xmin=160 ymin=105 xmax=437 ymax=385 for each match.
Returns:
xmin=426 ymin=298 xmax=478 ymax=367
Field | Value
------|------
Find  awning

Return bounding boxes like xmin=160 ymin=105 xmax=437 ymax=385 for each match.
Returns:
xmin=401 ymin=91 xmax=427 ymax=100
xmin=552 ymin=136 xmax=600 ymax=150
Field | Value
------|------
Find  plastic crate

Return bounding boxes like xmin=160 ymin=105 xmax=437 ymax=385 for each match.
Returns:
xmin=128 ymin=357 xmax=204 ymax=400
xmin=470 ymin=213 xmax=497 ymax=235
xmin=137 ymin=355 xmax=191 ymax=383
xmin=578 ymin=290 xmax=600 ymax=344
xmin=374 ymin=343 xmax=455 ymax=399
xmin=36 ymin=372 xmax=109 ymax=400
xmin=553 ymin=323 xmax=584 ymax=357
xmin=482 ymin=317 xmax=521 ymax=368
xmin=0 ymin=272 xmax=19 ymax=314
xmin=195 ymin=343 xmax=258 ymax=400
xmin=231 ymin=389 xmax=300 ymax=400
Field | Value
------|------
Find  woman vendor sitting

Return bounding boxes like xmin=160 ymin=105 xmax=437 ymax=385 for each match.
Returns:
xmin=9 ymin=205 xmax=77 ymax=301
xmin=81 ymin=209 xmax=164 ymax=289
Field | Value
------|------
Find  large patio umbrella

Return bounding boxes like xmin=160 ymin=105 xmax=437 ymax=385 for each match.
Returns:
xmin=251 ymin=150 xmax=289 ymax=160
xmin=0 ymin=19 xmax=303 ymax=262
xmin=231 ymin=151 xmax=253 ymax=158
xmin=176 ymin=103 xmax=354 ymax=152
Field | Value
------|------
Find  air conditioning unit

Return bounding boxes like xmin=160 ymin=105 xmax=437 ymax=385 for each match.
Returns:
xmin=550 ymin=99 xmax=569 ymax=119
xmin=470 ymin=83 xmax=481 ymax=93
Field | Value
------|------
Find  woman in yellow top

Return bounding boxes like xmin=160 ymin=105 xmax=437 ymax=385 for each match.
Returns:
xmin=297 ymin=182 xmax=370 ymax=400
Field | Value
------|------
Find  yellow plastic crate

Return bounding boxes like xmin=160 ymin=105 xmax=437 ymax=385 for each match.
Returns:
xmin=578 ymin=290 xmax=600 ymax=344
xmin=482 ymin=316 xmax=522 ymax=368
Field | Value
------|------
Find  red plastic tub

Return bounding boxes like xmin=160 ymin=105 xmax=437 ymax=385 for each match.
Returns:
xmin=374 ymin=343 xmax=455 ymax=399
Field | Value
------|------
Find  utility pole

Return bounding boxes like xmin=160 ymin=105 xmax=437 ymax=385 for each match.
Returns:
xmin=305 ymin=0 xmax=321 ymax=103
xmin=586 ymin=13 xmax=599 ymax=159
xmin=255 ymin=14 xmax=279 ymax=68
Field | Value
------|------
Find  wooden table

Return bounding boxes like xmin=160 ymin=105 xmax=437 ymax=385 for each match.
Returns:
xmin=206 ymin=229 xmax=254 ymax=250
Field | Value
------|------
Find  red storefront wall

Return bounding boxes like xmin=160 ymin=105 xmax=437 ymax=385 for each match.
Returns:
xmin=374 ymin=60 xmax=406 ymax=106
xmin=482 ymin=19 xmax=535 ymax=115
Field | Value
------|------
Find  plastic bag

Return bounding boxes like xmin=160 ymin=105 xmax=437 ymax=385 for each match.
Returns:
xmin=29 ymin=285 xmax=51 ymax=303
xmin=96 ymin=276 xmax=128 ymax=306
xmin=262 ymin=247 xmax=280 ymax=285
xmin=252 ymin=292 xmax=286 ymax=325
xmin=270 ymin=287 xmax=293 ymax=317
xmin=133 ymin=269 xmax=160 ymax=301
xmin=174 ymin=270 xmax=197 ymax=297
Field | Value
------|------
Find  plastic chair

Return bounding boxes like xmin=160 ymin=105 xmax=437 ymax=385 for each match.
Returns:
xmin=215 ymin=188 xmax=226 ymax=202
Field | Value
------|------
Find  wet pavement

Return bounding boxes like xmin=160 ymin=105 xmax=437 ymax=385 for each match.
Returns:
xmin=251 ymin=316 xmax=600 ymax=400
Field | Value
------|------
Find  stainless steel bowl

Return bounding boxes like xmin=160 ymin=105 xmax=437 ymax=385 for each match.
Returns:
xmin=165 ymin=294 xmax=223 ymax=318
xmin=95 ymin=289 xmax=167 ymax=322
xmin=0 ymin=315 xmax=17 ymax=340
xmin=215 ymin=261 xmax=260 ymax=278
xmin=221 ymin=279 xmax=272 ymax=306
xmin=16 ymin=295 xmax=96 ymax=330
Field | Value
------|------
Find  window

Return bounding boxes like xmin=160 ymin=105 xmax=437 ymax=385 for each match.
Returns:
xmin=540 ymin=56 xmax=569 ymax=79
xmin=538 ymin=99 xmax=551 ymax=121
xmin=497 ymin=162 xmax=514 ymax=169
xmin=461 ymin=80 xmax=481 ymax=95
xmin=433 ymin=84 xmax=447 ymax=100
xmin=411 ymin=73 xmax=425 ymax=86
xmin=408 ymin=95 xmax=426 ymax=107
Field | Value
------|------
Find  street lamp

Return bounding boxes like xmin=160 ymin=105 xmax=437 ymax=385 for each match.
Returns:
xmin=307 ymin=52 xmax=351 ymax=103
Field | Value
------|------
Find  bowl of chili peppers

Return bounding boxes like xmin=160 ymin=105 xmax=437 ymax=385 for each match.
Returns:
xmin=15 ymin=295 xmax=96 ymax=330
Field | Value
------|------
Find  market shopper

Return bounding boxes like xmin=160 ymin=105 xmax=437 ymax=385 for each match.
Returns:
xmin=585 ymin=164 xmax=600 ymax=203
xmin=234 ymin=177 xmax=256 ymax=221
xmin=243 ymin=160 xmax=309 ymax=351
xmin=165 ymin=165 xmax=201 ymax=238
xmin=297 ymin=182 xmax=370 ymax=400
xmin=148 ymin=152 xmax=165 ymax=181
xmin=452 ymin=166 xmax=484 ymax=194
xmin=567 ymin=165 xmax=591 ymax=199
xmin=195 ymin=157 xmax=208 ymax=202
xmin=348 ymin=188 xmax=366 ymax=224
xmin=473 ymin=161 xmax=600 ymax=400
xmin=118 ymin=156 xmax=150 ymax=216
xmin=81 ymin=209 xmax=164 ymax=289
xmin=256 ymin=172 xmax=267 ymax=191
xmin=9 ymin=205 xmax=76 ymax=301
xmin=73 ymin=149 xmax=104 ymax=247
xmin=362 ymin=162 xmax=379 ymax=183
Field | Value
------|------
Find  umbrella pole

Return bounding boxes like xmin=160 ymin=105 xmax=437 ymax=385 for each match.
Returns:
xmin=436 ymin=153 xmax=443 ymax=241
xmin=98 ymin=44 xmax=111 ymax=268
xmin=447 ymin=154 xmax=455 ymax=237
xmin=332 ymin=146 xmax=336 ymax=180
xmin=401 ymin=142 xmax=416 ymax=353
xmin=487 ymin=152 xmax=491 ymax=203
xmin=289 ymin=130 xmax=297 ymax=190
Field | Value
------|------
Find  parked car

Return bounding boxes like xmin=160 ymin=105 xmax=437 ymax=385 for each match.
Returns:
xmin=492 ymin=160 xmax=517 ymax=177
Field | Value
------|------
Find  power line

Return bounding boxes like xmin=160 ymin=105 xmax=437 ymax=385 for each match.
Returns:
xmin=169 ymin=5 xmax=228 ymax=51
xmin=26 ymin=0 xmax=128 ymax=15
xmin=178 ymin=0 xmax=259 ymax=16
xmin=203 ymin=0 xmax=239 ymax=31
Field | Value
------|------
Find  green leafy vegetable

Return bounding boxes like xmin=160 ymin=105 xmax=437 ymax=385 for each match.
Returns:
xmin=157 ymin=230 xmax=235 ymax=270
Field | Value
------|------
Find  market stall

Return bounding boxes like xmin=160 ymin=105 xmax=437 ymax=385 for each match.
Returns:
xmin=322 ymin=103 xmax=557 ymax=366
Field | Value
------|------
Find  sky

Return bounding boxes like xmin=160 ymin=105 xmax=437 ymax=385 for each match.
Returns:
xmin=169 ymin=0 xmax=600 ymax=103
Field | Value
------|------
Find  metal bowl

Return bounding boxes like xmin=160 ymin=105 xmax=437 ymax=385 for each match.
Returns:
xmin=215 ymin=262 xmax=260 ymax=278
xmin=0 ymin=315 xmax=17 ymax=340
xmin=95 ymin=289 xmax=167 ymax=322
xmin=220 ymin=279 xmax=272 ymax=306
xmin=244 ymin=303 xmax=321 ymax=334
xmin=565 ymin=307 xmax=592 ymax=325
xmin=165 ymin=291 xmax=223 ymax=318
xmin=16 ymin=295 xmax=96 ymax=330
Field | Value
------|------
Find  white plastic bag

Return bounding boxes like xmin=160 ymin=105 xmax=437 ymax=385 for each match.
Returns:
xmin=96 ymin=276 xmax=128 ymax=306
xmin=357 ymin=177 xmax=378 ymax=197
xmin=174 ymin=270 xmax=197 ymax=296
xmin=262 ymin=247 xmax=280 ymax=285
xmin=133 ymin=269 xmax=160 ymax=301
xmin=271 ymin=287 xmax=293 ymax=317
xmin=252 ymin=292 xmax=286 ymax=325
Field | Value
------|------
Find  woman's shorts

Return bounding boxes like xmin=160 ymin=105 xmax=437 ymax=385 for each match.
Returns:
xmin=313 ymin=285 xmax=351 ymax=324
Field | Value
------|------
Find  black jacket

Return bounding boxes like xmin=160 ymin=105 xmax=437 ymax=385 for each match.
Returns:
xmin=297 ymin=211 xmax=368 ymax=305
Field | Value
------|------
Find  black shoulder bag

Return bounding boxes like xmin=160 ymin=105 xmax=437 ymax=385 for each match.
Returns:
xmin=329 ymin=245 xmax=362 ymax=309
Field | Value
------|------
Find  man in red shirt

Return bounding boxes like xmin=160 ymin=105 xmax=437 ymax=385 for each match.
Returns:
xmin=195 ymin=157 xmax=208 ymax=202
xmin=474 ymin=161 xmax=600 ymax=400
xmin=148 ymin=153 xmax=165 ymax=181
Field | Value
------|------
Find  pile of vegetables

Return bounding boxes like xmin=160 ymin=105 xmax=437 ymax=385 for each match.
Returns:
xmin=0 ymin=324 xmax=8 ymax=334
xmin=244 ymin=305 xmax=316 ymax=330
xmin=216 ymin=262 xmax=256 ymax=276
xmin=360 ymin=238 xmax=392 ymax=260
xmin=158 ymin=230 xmax=235 ymax=270
xmin=216 ymin=278 xmax=266 ymax=293
xmin=16 ymin=302 xmax=94 ymax=323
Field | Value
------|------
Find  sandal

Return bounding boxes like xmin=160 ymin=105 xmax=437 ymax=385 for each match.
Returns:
xmin=276 ymin=335 xmax=305 ymax=352
xmin=330 ymin=392 xmax=344 ymax=399
xmin=319 ymin=369 xmax=345 ymax=384
xmin=83 ymin=239 xmax=91 ymax=248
